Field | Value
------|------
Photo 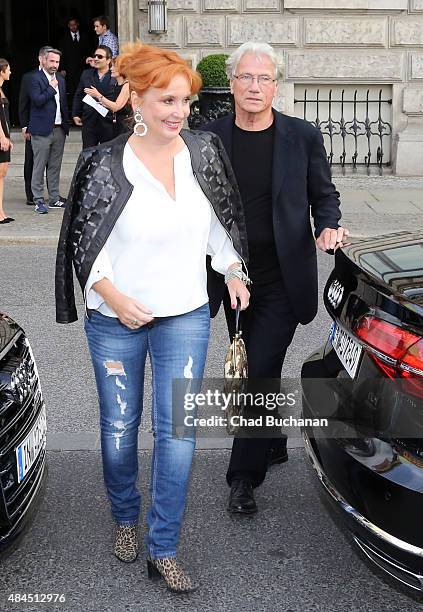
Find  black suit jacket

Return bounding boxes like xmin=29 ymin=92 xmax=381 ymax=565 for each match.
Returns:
xmin=204 ymin=110 xmax=341 ymax=324
xmin=72 ymin=68 xmax=116 ymax=122
xmin=59 ymin=31 xmax=91 ymax=86
xmin=18 ymin=69 xmax=38 ymax=129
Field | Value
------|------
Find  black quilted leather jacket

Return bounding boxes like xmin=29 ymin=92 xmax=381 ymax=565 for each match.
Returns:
xmin=55 ymin=130 xmax=249 ymax=323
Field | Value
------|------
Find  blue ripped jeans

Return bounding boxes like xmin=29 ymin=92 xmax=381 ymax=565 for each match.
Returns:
xmin=84 ymin=304 xmax=210 ymax=559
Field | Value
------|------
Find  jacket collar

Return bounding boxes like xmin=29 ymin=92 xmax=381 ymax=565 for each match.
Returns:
xmin=40 ymin=69 xmax=50 ymax=85
xmin=272 ymin=109 xmax=294 ymax=202
xmin=180 ymin=128 xmax=206 ymax=173
xmin=214 ymin=109 xmax=294 ymax=203
xmin=212 ymin=115 xmax=235 ymax=161
xmin=109 ymin=131 xmax=132 ymax=189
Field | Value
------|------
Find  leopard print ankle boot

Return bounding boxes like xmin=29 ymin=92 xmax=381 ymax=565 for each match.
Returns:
xmin=146 ymin=556 xmax=197 ymax=593
xmin=114 ymin=525 xmax=139 ymax=563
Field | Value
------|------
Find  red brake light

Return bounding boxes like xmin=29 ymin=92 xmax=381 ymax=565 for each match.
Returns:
xmin=355 ymin=316 xmax=420 ymax=360
xmin=355 ymin=316 xmax=423 ymax=396
xmin=400 ymin=339 xmax=423 ymax=376
xmin=399 ymin=339 xmax=423 ymax=397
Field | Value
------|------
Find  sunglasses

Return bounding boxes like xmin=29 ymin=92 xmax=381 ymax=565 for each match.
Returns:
xmin=94 ymin=54 xmax=107 ymax=59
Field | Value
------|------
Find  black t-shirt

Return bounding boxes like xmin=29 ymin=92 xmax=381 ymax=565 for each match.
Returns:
xmin=232 ymin=123 xmax=281 ymax=285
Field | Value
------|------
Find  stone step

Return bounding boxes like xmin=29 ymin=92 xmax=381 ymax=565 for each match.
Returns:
xmin=8 ymin=162 xmax=77 ymax=179
xmin=10 ymin=142 xmax=83 ymax=156
xmin=10 ymin=128 xmax=83 ymax=143
xmin=9 ymin=153 xmax=78 ymax=170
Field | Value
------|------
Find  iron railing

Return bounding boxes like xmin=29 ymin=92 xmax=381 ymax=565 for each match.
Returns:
xmin=294 ymin=88 xmax=392 ymax=173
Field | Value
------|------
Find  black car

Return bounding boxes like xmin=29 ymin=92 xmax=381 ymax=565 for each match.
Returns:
xmin=0 ymin=312 xmax=47 ymax=554
xmin=301 ymin=231 xmax=423 ymax=594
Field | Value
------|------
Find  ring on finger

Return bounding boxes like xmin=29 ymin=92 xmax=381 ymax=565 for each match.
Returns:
xmin=132 ymin=318 xmax=139 ymax=326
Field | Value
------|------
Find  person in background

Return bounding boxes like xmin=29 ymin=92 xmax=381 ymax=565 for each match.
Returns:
xmin=205 ymin=42 xmax=349 ymax=515
xmin=55 ymin=42 xmax=249 ymax=594
xmin=28 ymin=48 xmax=69 ymax=214
xmin=83 ymin=59 xmax=130 ymax=137
xmin=59 ymin=17 xmax=91 ymax=116
xmin=0 ymin=59 xmax=14 ymax=224
xmin=86 ymin=15 xmax=119 ymax=64
xmin=18 ymin=46 xmax=53 ymax=206
xmin=73 ymin=45 xmax=117 ymax=148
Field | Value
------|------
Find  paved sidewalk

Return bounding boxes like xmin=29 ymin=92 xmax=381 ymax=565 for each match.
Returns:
xmin=1 ymin=173 xmax=423 ymax=244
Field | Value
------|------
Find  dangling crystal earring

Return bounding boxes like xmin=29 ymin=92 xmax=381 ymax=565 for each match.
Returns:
xmin=133 ymin=107 xmax=148 ymax=137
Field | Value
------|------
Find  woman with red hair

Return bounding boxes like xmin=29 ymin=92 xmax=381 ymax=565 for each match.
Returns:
xmin=56 ymin=43 xmax=250 ymax=592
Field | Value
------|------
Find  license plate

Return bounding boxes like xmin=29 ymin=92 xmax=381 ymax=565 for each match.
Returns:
xmin=329 ymin=321 xmax=363 ymax=379
xmin=15 ymin=405 xmax=47 ymax=483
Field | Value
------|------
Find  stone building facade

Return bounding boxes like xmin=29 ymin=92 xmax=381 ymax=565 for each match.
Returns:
xmin=117 ymin=0 xmax=423 ymax=174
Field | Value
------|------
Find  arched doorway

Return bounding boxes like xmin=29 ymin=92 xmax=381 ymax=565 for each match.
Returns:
xmin=0 ymin=0 xmax=117 ymax=125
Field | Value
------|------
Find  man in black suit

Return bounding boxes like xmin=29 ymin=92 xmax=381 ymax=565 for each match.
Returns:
xmin=18 ymin=46 xmax=52 ymax=205
xmin=72 ymin=45 xmax=116 ymax=149
xmin=59 ymin=18 xmax=91 ymax=116
xmin=205 ymin=42 xmax=349 ymax=515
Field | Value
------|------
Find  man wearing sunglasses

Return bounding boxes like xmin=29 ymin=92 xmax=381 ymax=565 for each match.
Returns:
xmin=72 ymin=45 xmax=117 ymax=149
xmin=204 ymin=42 xmax=348 ymax=515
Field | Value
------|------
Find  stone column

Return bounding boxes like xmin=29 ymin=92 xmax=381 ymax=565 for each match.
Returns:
xmin=275 ymin=83 xmax=295 ymax=115
xmin=393 ymin=88 xmax=423 ymax=175
xmin=117 ymin=0 xmax=136 ymax=45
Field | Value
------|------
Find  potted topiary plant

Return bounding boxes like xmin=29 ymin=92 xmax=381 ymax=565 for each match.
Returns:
xmin=188 ymin=54 xmax=234 ymax=129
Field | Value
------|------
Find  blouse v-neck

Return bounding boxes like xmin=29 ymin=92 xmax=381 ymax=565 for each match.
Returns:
xmin=126 ymin=141 xmax=188 ymax=202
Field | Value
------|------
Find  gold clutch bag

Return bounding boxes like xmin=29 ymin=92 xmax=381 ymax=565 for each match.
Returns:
xmin=224 ymin=301 xmax=248 ymax=435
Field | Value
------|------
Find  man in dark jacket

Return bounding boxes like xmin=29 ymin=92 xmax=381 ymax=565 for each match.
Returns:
xmin=72 ymin=45 xmax=116 ymax=149
xmin=205 ymin=42 xmax=349 ymax=515
xmin=28 ymin=48 xmax=69 ymax=214
xmin=59 ymin=17 xmax=91 ymax=116
xmin=18 ymin=45 xmax=52 ymax=205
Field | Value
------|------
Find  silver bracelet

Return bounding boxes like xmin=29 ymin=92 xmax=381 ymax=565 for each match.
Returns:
xmin=224 ymin=267 xmax=252 ymax=286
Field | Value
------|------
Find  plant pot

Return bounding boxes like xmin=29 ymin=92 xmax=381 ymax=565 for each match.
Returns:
xmin=188 ymin=87 xmax=233 ymax=129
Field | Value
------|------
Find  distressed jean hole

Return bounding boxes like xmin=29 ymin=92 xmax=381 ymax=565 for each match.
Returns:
xmin=104 ymin=360 xmax=126 ymax=377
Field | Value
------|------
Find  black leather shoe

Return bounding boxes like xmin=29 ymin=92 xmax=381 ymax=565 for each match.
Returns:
xmin=227 ymin=479 xmax=257 ymax=514
xmin=268 ymin=446 xmax=288 ymax=467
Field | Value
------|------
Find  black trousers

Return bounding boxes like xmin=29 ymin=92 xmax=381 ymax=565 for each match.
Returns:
xmin=81 ymin=116 xmax=116 ymax=150
xmin=24 ymin=138 xmax=34 ymax=202
xmin=224 ymin=277 xmax=298 ymax=488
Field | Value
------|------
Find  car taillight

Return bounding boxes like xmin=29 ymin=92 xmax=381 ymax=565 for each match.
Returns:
xmin=355 ymin=316 xmax=419 ymax=360
xmin=400 ymin=339 xmax=423 ymax=376
xmin=355 ymin=315 xmax=423 ymax=397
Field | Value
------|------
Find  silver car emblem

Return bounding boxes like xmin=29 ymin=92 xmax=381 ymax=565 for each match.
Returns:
xmin=10 ymin=344 xmax=37 ymax=403
xmin=327 ymin=279 xmax=344 ymax=309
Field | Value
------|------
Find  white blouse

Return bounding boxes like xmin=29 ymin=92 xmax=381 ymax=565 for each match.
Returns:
xmin=85 ymin=142 xmax=241 ymax=317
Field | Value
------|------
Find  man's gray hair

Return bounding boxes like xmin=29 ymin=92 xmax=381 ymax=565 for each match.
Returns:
xmin=225 ymin=42 xmax=282 ymax=80
xmin=38 ymin=46 xmax=53 ymax=57
xmin=46 ymin=48 xmax=62 ymax=58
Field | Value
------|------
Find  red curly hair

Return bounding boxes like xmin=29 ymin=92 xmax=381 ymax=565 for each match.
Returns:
xmin=116 ymin=42 xmax=202 ymax=96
